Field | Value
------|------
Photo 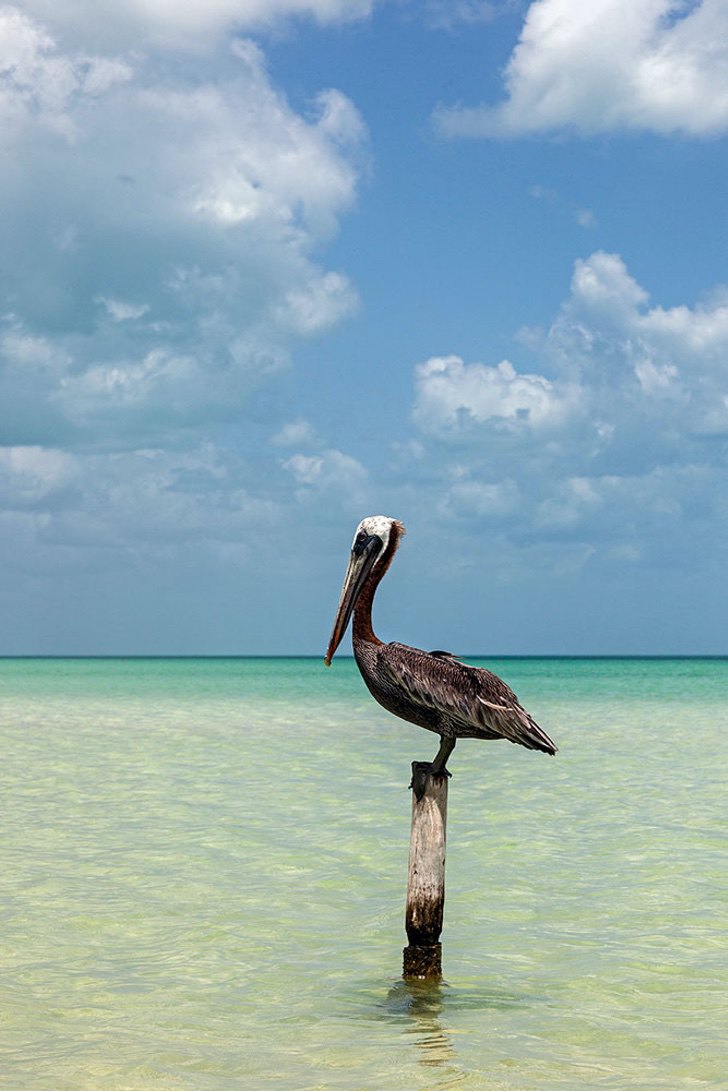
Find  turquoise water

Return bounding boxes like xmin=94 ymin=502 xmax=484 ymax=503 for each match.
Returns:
xmin=1 ymin=657 xmax=727 ymax=1090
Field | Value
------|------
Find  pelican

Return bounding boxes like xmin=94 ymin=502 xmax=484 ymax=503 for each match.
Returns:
xmin=324 ymin=516 xmax=557 ymax=791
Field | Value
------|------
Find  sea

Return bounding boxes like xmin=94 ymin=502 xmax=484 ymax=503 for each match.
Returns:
xmin=1 ymin=656 xmax=727 ymax=1090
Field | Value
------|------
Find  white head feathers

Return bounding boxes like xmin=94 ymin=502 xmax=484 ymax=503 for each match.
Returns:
xmin=351 ymin=515 xmax=404 ymax=561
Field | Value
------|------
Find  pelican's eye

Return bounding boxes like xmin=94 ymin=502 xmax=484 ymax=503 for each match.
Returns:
xmin=353 ymin=529 xmax=378 ymax=558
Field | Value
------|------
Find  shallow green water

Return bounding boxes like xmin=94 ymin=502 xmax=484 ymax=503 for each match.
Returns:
xmin=1 ymin=657 xmax=727 ymax=1089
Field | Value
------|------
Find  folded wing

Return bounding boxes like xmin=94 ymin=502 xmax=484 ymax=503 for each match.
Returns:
xmin=378 ymin=643 xmax=558 ymax=754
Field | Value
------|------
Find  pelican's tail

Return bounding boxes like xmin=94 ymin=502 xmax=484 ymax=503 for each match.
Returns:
xmin=476 ymin=696 xmax=558 ymax=754
xmin=520 ymin=715 xmax=558 ymax=755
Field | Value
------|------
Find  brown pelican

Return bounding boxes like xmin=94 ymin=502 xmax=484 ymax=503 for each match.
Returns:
xmin=325 ymin=515 xmax=557 ymax=791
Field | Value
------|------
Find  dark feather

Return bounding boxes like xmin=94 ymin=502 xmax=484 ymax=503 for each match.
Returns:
xmin=363 ymin=642 xmax=557 ymax=754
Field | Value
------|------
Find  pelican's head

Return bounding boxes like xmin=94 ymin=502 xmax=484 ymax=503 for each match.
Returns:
xmin=324 ymin=515 xmax=405 ymax=666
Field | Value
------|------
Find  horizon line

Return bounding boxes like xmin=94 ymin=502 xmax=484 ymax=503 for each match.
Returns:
xmin=1 ymin=653 xmax=727 ymax=661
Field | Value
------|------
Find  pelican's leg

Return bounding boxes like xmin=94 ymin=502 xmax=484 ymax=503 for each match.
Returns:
xmin=410 ymin=737 xmax=455 ymax=800
xmin=431 ymin=735 xmax=455 ymax=778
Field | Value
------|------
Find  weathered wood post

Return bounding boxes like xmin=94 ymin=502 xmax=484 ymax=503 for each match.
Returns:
xmin=403 ymin=761 xmax=448 ymax=979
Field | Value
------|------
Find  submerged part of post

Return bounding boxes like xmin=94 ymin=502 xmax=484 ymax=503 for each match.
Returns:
xmin=403 ymin=760 xmax=448 ymax=980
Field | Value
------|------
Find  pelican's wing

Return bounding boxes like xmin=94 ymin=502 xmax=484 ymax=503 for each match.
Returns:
xmin=377 ymin=643 xmax=446 ymax=711
xmin=380 ymin=643 xmax=557 ymax=754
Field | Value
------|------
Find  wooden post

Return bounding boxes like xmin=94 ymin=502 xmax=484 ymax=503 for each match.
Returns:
xmin=403 ymin=761 xmax=448 ymax=979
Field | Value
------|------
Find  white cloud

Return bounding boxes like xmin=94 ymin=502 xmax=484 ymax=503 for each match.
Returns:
xmin=0 ymin=441 xmax=283 ymax=558
xmin=0 ymin=6 xmax=132 ymax=136
xmin=1 ymin=326 xmax=67 ymax=373
xmin=19 ymin=0 xmax=375 ymax=51
xmin=570 ymin=250 xmax=649 ymax=318
xmin=632 ymin=355 xmax=680 ymax=396
xmin=437 ymin=477 xmax=520 ymax=521
xmin=551 ymin=251 xmax=728 ymax=436
xmin=0 ymin=5 xmax=370 ymax=607
xmin=58 ymin=349 xmax=223 ymax=423
xmin=275 ymin=270 xmax=359 ymax=335
xmin=574 ymin=207 xmax=596 ymax=229
xmin=271 ymin=419 xmax=322 ymax=447
xmin=533 ymin=469 xmax=690 ymax=540
xmin=640 ymin=297 xmax=728 ymax=355
xmin=413 ymin=354 xmax=580 ymax=434
xmin=435 ymin=0 xmax=728 ymax=137
xmin=407 ymin=250 xmax=728 ymax=573
xmin=0 ymin=9 xmax=366 ymax=445
xmin=283 ymin=448 xmax=368 ymax=491
xmin=96 ymin=297 xmax=151 ymax=322
xmin=0 ymin=445 xmax=76 ymax=506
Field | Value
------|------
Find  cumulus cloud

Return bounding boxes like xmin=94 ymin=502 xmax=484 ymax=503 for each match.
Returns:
xmin=409 ymin=250 xmax=728 ymax=571
xmin=0 ymin=8 xmax=365 ymax=447
xmin=18 ymin=0 xmax=375 ymax=51
xmin=551 ymin=251 xmax=728 ymax=439
xmin=282 ymin=448 xmax=368 ymax=492
xmin=274 ymin=271 xmax=360 ymax=335
xmin=0 ymin=445 xmax=76 ymax=507
xmin=413 ymin=354 xmax=581 ymax=434
xmin=0 ymin=441 xmax=284 ymax=569
xmin=437 ymin=476 xmax=520 ymax=522
xmin=271 ymin=419 xmax=322 ymax=447
xmin=435 ymin=0 xmax=728 ymax=137
xmin=96 ymin=298 xmax=151 ymax=323
xmin=0 ymin=6 xmax=132 ymax=136
xmin=574 ymin=208 xmax=597 ymax=229
xmin=533 ymin=469 xmax=687 ymax=535
xmin=0 ymin=2 xmax=371 ymax=621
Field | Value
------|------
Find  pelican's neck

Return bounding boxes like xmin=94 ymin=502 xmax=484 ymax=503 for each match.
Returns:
xmin=352 ymin=569 xmax=382 ymax=646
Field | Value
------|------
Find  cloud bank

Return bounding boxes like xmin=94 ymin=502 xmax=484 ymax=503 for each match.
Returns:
xmin=0 ymin=4 xmax=371 ymax=611
xmin=2 ymin=1 xmax=726 ymax=652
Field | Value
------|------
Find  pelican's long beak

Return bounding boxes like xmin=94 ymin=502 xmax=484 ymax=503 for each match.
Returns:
xmin=324 ymin=535 xmax=381 ymax=665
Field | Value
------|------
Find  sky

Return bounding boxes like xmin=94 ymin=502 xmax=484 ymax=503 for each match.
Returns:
xmin=2 ymin=0 xmax=728 ymax=655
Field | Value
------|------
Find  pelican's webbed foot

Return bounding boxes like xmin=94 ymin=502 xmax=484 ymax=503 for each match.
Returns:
xmin=409 ymin=760 xmax=452 ymax=801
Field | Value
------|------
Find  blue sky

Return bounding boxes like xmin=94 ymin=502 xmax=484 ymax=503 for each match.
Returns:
xmin=2 ymin=0 xmax=728 ymax=655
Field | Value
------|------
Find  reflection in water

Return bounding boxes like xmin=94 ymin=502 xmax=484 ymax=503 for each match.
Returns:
xmin=376 ymin=975 xmax=535 ymax=1087
xmin=385 ymin=979 xmax=454 ymax=1069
